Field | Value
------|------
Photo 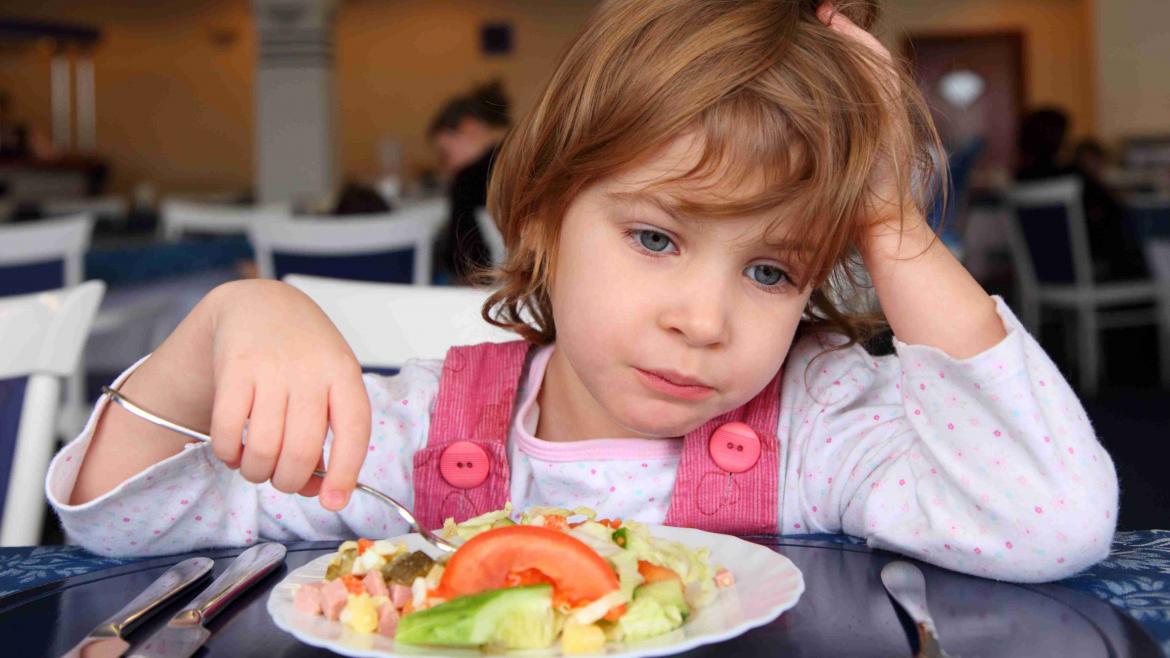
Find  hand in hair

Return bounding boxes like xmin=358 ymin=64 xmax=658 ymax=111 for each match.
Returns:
xmin=816 ymin=2 xmax=1007 ymax=359
xmin=815 ymin=2 xmax=917 ymax=240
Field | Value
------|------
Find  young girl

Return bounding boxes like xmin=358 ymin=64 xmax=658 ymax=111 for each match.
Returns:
xmin=48 ymin=0 xmax=1117 ymax=584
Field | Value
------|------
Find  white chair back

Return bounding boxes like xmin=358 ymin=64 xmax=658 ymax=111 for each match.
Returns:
xmin=0 ymin=215 xmax=93 ymax=291
xmin=159 ymin=199 xmax=292 ymax=241
xmin=40 ymin=195 xmax=128 ymax=219
xmin=283 ymin=274 xmax=516 ymax=370
xmin=250 ymin=201 xmax=445 ymax=285
xmin=1006 ymin=177 xmax=1092 ymax=293
xmin=475 ymin=208 xmax=507 ymax=267
xmin=0 ymin=281 xmax=105 ymax=546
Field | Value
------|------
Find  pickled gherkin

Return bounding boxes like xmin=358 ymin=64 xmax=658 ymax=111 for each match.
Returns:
xmin=382 ymin=550 xmax=435 ymax=585
xmin=325 ymin=547 xmax=357 ymax=581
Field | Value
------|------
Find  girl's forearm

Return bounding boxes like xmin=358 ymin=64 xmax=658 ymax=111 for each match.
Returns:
xmin=69 ymin=285 xmax=227 ymax=505
xmin=862 ymin=215 xmax=1006 ymax=359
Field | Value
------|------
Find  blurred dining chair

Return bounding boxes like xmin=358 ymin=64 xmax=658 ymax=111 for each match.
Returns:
xmin=249 ymin=201 xmax=445 ymax=285
xmin=0 ymin=216 xmax=96 ymax=440
xmin=1143 ymin=239 xmax=1170 ymax=388
xmin=0 ymin=214 xmax=93 ymax=296
xmin=1006 ymin=177 xmax=1165 ymax=395
xmin=159 ymin=199 xmax=292 ymax=241
xmin=283 ymin=274 xmax=515 ymax=373
xmin=475 ymin=208 xmax=507 ymax=267
xmin=0 ymin=281 xmax=105 ymax=546
xmin=40 ymin=195 xmax=128 ymax=222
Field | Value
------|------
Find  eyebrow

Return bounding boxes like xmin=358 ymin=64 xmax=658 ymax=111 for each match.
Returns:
xmin=603 ymin=189 xmax=689 ymax=222
xmin=604 ymin=189 xmax=812 ymax=255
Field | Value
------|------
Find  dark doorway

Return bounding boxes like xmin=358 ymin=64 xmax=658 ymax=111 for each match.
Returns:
xmin=902 ymin=31 xmax=1026 ymax=182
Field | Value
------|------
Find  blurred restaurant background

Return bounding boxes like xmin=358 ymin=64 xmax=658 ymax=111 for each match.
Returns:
xmin=0 ymin=0 xmax=1167 ymax=546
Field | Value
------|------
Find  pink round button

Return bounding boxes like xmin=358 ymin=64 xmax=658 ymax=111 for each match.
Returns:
xmin=708 ymin=422 xmax=761 ymax=473
xmin=439 ymin=441 xmax=491 ymax=489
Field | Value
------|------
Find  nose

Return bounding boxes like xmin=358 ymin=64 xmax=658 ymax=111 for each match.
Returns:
xmin=657 ymin=267 xmax=731 ymax=347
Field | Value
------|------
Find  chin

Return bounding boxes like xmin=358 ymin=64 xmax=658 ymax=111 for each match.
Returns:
xmin=614 ymin=397 xmax=713 ymax=438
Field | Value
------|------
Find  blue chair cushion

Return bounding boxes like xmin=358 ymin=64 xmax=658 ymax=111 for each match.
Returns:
xmin=272 ymin=248 xmax=415 ymax=284
xmin=85 ymin=237 xmax=253 ymax=288
xmin=0 ymin=376 xmax=29 ymax=516
xmin=0 ymin=260 xmax=65 ymax=296
xmin=1018 ymin=205 xmax=1076 ymax=284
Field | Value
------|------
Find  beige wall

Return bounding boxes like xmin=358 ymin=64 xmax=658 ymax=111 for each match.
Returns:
xmin=0 ymin=0 xmax=595 ymax=196
xmin=1091 ymin=0 xmax=1170 ymax=143
xmin=336 ymin=0 xmax=595 ymax=184
xmin=878 ymin=0 xmax=1096 ymax=142
xmin=0 ymin=1 xmax=256 ymax=196
xmin=2 ymin=0 xmax=1149 ymax=197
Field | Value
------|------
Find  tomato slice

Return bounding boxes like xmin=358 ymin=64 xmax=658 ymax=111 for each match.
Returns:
xmin=437 ymin=525 xmax=620 ymax=609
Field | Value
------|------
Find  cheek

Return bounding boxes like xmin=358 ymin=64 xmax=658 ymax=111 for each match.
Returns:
xmin=727 ymin=299 xmax=806 ymax=393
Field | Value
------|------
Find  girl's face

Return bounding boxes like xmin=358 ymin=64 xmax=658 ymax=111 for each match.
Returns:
xmin=545 ymin=134 xmax=814 ymax=439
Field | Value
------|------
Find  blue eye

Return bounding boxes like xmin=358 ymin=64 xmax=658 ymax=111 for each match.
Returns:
xmin=746 ymin=264 xmax=787 ymax=287
xmin=637 ymin=230 xmax=674 ymax=253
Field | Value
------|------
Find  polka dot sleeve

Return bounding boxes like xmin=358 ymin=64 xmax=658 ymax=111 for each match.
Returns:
xmin=46 ymin=358 xmax=443 ymax=557
xmin=779 ymin=296 xmax=1119 ymax=582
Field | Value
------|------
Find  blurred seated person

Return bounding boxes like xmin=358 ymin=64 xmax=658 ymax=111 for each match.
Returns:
xmin=1016 ymin=107 xmax=1147 ymax=280
xmin=429 ymin=80 xmax=510 ymax=283
xmin=332 ymin=181 xmax=392 ymax=215
xmin=0 ymin=92 xmax=30 ymax=159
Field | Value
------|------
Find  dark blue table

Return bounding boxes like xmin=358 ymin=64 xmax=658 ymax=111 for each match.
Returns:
xmin=1 ymin=532 xmax=1167 ymax=656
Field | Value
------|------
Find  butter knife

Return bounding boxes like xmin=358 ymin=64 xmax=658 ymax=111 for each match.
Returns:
xmin=58 ymin=557 xmax=213 ymax=658
xmin=880 ymin=560 xmax=955 ymax=658
xmin=128 ymin=543 xmax=287 ymax=658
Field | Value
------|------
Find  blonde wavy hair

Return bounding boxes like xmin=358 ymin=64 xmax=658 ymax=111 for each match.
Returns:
xmin=480 ymin=0 xmax=944 ymax=348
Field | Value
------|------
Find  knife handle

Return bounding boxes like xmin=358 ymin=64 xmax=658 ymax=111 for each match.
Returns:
xmin=171 ymin=543 xmax=287 ymax=627
xmin=98 ymin=557 xmax=214 ymax=637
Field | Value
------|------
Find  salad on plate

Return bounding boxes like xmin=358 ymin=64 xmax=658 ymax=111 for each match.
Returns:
xmin=289 ymin=503 xmax=735 ymax=654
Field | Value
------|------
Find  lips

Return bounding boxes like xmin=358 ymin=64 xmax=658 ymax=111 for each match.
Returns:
xmin=640 ymin=368 xmax=712 ymax=388
xmin=634 ymin=367 xmax=716 ymax=401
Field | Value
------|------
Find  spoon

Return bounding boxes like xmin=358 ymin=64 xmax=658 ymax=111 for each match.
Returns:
xmin=102 ymin=385 xmax=458 ymax=554
xmin=880 ymin=560 xmax=955 ymax=658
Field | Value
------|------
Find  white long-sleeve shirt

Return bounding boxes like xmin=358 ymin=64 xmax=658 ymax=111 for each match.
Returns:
xmin=46 ymin=297 xmax=1118 ymax=582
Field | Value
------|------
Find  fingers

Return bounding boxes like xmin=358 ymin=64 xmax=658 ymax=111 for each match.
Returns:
xmin=297 ymin=455 xmax=326 ymax=499
xmin=270 ymin=386 xmax=328 ymax=494
xmin=209 ymin=373 xmax=253 ymax=469
xmin=239 ymin=384 xmax=288 ymax=484
xmin=319 ymin=372 xmax=372 ymax=511
xmin=816 ymin=2 xmax=890 ymax=61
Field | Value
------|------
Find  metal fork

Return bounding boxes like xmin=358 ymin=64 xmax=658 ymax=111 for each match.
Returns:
xmin=102 ymin=385 xmax=458 ymax=554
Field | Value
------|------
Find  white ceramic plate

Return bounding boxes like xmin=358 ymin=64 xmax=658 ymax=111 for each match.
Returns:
xmin=267 ymin=525 xmax=804 ymax=657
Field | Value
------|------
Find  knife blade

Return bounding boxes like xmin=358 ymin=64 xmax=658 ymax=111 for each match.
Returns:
xmin=128 ymin=543 xmax=286 ymax=658
xmin=58 ymin=557 xmax=214 ymax=658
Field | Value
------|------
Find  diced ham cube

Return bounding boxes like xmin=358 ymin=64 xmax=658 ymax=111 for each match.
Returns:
xmin=376 ymin=601 xmax=400 ymax=637
xmin=715 ymin=568 xmax=735 ymax=588
xmin=321 ymin=578 xmax=350 ymax=620
xmin=390 ymin=583 xmax=412 ymax=610
xmin=363 ymin=570 xmax=389 ymax=598
xmin=293 ymin=582 xmax=324 ymax=615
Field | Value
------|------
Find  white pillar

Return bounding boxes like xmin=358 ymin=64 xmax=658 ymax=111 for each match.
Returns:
xmin=252 ymin=0 xmax=337 ymax=206
xmin=50 ymin=53 xmax=72 ymax=153
xmin=75 ymin=56 xmax=96 ymax=153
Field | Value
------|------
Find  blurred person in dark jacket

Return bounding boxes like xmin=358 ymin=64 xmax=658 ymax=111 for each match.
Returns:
xmin=1016 ymin=107 xmax=1146 ymax=280
xmin=429 ymin=80 xmax=510 ymax=284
